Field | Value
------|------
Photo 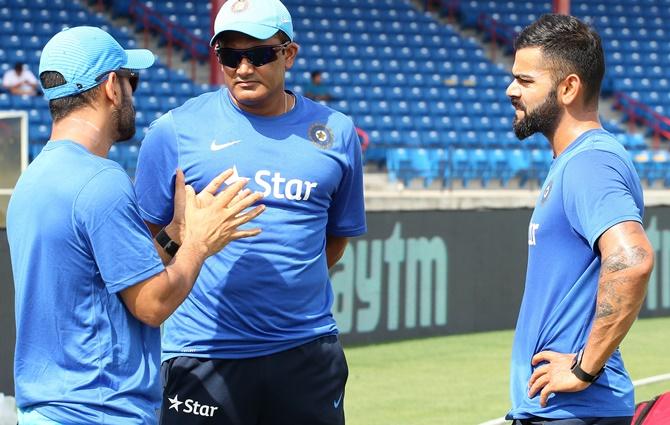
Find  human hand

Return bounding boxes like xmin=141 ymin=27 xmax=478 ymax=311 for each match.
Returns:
xmin=165 ymin=169 xmax=188 ymax=244
xmin=181 ymin=169 xmax=265 ymax=259
xmin=168 ymin=169 xmax=253 ymax=244
xmin=528 ymin=351 xmax=590 ymax=407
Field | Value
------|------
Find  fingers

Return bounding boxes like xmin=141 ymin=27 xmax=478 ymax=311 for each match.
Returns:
xmin=173 ymin=168 xmax=186 ymax=210
xmin=202 ymin=169 xmax=235 ymax=195
xmin=214 ymin=179 xmax=250 ymax=207
xmin=539 ymin=386 xmax=553 ymax=408
xmin=531 ymin=351 xmax=555 ymax=366
xmin=528 ymin=372 xmax=549 ymax=398
xmin=229 ymin=228 xmax=263 ymax=240
xmin=229 ymin=188 xmax=252 ymax=207
xmin=231 ymin=204 xmax=266 ymax=227
xmin=184 ymin=185 xmax=196 ymax=207
xmin=229 ymin=192 xmax=265 ymax=216
xmin=528 ymin=364 xmax=547 ymax=390
xmin=174 ymin=168 xmax=185 ymax=196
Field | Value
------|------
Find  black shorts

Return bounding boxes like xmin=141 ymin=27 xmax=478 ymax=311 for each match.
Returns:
xmin=159 ymin=335 xmax=348 ymax=425
xmin=511 ymin=417 xmax=633 ymax=425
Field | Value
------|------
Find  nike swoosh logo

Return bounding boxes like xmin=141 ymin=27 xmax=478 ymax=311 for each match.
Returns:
xmin=333 ymin=392 xmax=343 ymax=409
xmin=210 ymin=140 xmax=241 ymax=151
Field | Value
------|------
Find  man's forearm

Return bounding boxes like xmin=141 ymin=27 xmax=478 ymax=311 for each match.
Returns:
xmin=121 ymin=239 xmax=207 ymax=327
xmin=581 ymin=245 xmax=652 ymax=375
xmin=149 ymin=241 xmax=208 ymax=321
xmin=151 ymin=222 xmax=183 ymax=266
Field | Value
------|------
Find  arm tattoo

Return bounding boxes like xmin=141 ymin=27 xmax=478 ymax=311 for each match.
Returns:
xmin=601 ymin=246 xmax=649 ymax=274
xmin=595 ymin=277 xmax=626 ymax=319
xmin=596 ymin=301 xmax=615 ymax=318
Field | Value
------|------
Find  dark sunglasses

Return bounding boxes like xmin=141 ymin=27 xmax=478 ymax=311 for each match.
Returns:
xmin=95 ymin=68 xmax=139 ymax=93
xmin=215 ymin=41 xmax=291 ymax=68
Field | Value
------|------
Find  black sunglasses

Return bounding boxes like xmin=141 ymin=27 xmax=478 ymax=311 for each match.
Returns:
xmin=95 ymin=68 xmax=139 ymax=93
xmin=215 ymin=41 xmax=291 ymax=68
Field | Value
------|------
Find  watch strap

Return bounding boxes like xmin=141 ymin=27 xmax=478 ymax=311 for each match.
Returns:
xmin=570 ymin=349 xmax=604 ymax=383
xmin=156 ymin=227 xmax=180 ymax=257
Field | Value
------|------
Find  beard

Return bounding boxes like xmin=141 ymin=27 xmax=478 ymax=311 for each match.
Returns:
xmin=512 ymin=88 xmax=562 ymax=140
xmin=112 ymin=85 xmax=136 ymax=143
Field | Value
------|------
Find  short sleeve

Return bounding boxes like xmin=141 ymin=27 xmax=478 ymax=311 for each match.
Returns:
xmin=75 ymin=168 xmax=164 ymax=293
xmin=326 ymin=122 xmax=367 ymax=237
xmin=134 ymin=112 xmax=179 ymax=226
xmin=562 ymin=150 xmax=642 ymax=249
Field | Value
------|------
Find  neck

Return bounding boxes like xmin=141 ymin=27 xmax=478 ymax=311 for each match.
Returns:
xmin=547 ymin=109 xmax=601 ymax=157
xmin=50 ymin=113 xmax=113 ymax=157
xmin=231 ymin=90 xmax=294 ymax=116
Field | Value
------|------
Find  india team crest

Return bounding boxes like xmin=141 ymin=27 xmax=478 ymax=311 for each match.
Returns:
xmin=308 ymin=123 xmax=334 ymax=149
xmin=541 ymin=180 xmax=553 ymax=204
xmin=231 ymin=0 xmax=249 ymax=13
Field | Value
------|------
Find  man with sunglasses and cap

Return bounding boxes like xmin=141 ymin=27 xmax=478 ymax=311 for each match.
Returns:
xmin=7 ymin=26 xmax=265 ymax=425
xmin=134 ymin=0 xmax=367 ymax=424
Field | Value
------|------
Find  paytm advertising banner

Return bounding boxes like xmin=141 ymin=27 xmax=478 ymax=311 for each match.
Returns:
xmin=332 ymin=209 xmax=670 ymax=345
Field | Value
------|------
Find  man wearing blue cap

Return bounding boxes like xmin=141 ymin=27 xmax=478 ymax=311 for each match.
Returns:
xmin=134 ymin=0 xmax=367 ymax=424
xmin=7 ymin=26 xmax=265 ymax=425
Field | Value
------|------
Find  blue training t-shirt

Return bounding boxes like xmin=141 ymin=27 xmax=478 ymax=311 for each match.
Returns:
xmin=508 ymin=129 xmax=644 ymax=419
xmin=7 ymin=141 xmax=164 ymax=424
xmin=134 ymin=88 xmax=367 ymax=360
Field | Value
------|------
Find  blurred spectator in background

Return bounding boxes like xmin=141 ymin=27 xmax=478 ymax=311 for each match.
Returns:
xmin=304 ymin=69 xmax=333 ymax=101
xmin=2 ymin=62 xmax=39 ymax=96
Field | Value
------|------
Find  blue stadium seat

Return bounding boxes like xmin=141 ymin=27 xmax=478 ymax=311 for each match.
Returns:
xmin=422 ymin=130 xmax=441 ymax=147
xmin=409 ymin=148 xmax=435 ymax=187
xmin=451 ymin=147 xmax=472 ymax=187
xmin=402 ymin=130 xmax=423 ymax=147
xmin=412 ymin=115 xmax=433 ymax=131
xmin=429 ymin=148 xmax=451 ymax=187
xmin=386 ymin=147 xmax=411 ymax=185
xmin=507 ymin=148 xmax=530 ymax=187
xmin=386 ymin=129 xmax=406 ymax=147
xmin=528 ymin=148 xmax=553 ymax=186
xmin=633 ymin=150 xmax=653 ymax=185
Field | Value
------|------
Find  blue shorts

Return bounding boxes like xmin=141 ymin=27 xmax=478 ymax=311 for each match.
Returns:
xmin=159 ymin=335 xmax=348 ymax=425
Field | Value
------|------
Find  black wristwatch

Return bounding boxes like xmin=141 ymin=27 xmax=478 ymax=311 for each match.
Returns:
xmin=570 ymin=349 xmax=604 ymax=383
xmin=156 ymin=227 xmax=180 ymax=258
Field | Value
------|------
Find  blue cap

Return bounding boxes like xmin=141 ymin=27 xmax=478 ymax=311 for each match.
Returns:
xmin=210 ymin=0 xmax=293 ymax=46
xmin=39 ymin=26 xmax=155 ymax=101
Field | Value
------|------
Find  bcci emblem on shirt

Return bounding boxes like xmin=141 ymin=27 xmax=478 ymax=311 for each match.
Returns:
xmin=308 ymin=123 xmax=334 ymax=149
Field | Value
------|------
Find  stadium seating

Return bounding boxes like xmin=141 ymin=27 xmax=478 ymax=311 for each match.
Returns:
xmin=0 ymin=0 xmax=660 ymax=186
xmin=0 ymin=0 xmax=219 ymax=177
xmin=451 ymin=0 xmax=670 ymax=185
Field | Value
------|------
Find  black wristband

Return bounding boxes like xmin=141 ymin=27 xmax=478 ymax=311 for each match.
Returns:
xmin=156 ymin=227 xmax=180 ymax=257
xmin=570 ymin=349 xmax=604 ymax=383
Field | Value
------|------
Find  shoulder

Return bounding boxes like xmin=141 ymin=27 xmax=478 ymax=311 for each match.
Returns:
xmin=171 ymin=89 xmax=222 ymax=119
xmin=560 ymin=133 xmax=639 ymax=197
xmin=299 ymin=95 xmax=355 ymax=131
xmin=75 ymin=164 xmax=132 ymax=203
xmin=564 ymin=130 xmax=632 ymax=171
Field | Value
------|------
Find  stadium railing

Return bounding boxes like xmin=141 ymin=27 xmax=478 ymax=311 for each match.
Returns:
xmin=614 ymin=91 xmax=670 ymax=148
xmin=127 ymin=0 xmax=209 ymax=81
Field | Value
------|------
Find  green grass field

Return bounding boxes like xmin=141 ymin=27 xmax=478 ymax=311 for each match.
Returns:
xmin=343 ymin=316 xmax=670 ymax=425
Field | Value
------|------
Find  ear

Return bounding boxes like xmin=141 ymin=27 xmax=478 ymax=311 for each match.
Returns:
xmin=557 ymin=73 xmax=581 ymax=107
xmin=102 ymin=71 xmax=123 ymax=107
xmin=284 ymin=42 xmax=299 ymax=70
